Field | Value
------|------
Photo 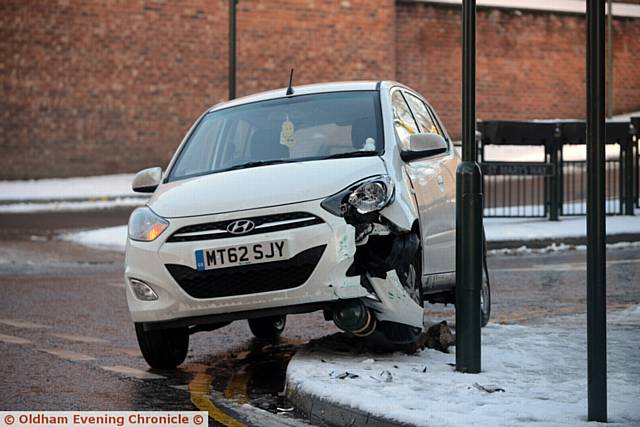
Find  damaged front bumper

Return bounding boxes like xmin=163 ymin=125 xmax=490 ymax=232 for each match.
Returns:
xmin=125 ymin=193 xmax=424 ymax=332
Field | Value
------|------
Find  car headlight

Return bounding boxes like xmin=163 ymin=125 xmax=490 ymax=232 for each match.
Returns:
xmin=128 ymin=207 xmax=169 ymax=241
xmin=321 ymin=175 xmax=395 ymax=216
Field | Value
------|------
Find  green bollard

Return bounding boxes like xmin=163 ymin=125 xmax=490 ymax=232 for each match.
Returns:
xmin=455 ymin=160 xmax=483 ymax=374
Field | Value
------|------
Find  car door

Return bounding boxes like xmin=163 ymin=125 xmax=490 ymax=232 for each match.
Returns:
xmin=422 ymin=101 xmax=458 ymax=273
xmin=391 ymin=89 xmax=452 ymax=275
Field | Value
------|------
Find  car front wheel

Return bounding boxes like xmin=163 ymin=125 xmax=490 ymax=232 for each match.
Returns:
xmin=134 ymin=323 xmax=189 ymax=369
xmin=377 ymin=243 xmax=424 ymax=350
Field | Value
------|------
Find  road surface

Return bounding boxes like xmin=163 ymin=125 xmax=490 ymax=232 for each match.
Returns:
xmin=1 ymin=208 xmax=638 ymax=425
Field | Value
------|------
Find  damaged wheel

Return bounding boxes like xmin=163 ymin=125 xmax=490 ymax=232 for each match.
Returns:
xmin=377 ymin=245 xmax=424 ymax=349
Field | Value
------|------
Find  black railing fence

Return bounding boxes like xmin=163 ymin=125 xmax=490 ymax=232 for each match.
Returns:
xmin=477 ymin=118 xmax=638 ymax=219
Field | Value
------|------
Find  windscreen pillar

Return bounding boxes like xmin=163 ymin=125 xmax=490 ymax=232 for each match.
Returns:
xmin=455 ymin=0 xmax=482 ymax=374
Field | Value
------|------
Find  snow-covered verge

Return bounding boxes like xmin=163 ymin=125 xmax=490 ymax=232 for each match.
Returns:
xmin=488 ymin=240 xmax=640 ymax=256
xmin=0 ymin=173 xmax=147 ymax=213
xmin=0 ymin=198 xmax=144 ymax=213
xmin=286 ymin=306 xmax=640 ymax=427
xmin=485 ymin=210 xmax=640 ymax=242
xmin=60 ymin=225 xmax=127 ymax=252
xmin=0 ymin=173 xmax=137 ymax=201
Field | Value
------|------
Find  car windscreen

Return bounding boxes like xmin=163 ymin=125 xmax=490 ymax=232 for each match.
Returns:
xmin=167 ymin=91 xmax=383 ymax=182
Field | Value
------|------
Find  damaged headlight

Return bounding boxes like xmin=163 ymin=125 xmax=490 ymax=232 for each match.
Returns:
xmin=322 ymin=175 xmax=395 ymax=216
xmin=128 ymin=207 xmax=169 ymax=241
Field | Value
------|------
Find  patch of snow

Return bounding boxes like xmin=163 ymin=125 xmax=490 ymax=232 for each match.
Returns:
xmin=609 ymin=110 xmax=640 ymax=122
xmin=488 ymin=241 xmax=640 ymax=256
xmin=482 ymin=144 xmax=620 ymax=162
xmin=0 ymin=198 xmax=145 ymax=213
xmin=420 ymin=0 xmax=640 ymax=18
xmin=485 ymin=209 xmax=640 ymax=242
xmin=286 ymin=306 xmax=640 ymax=426
xmin=0 ymin=173 xmax=138 ymax=201
xmin=60 ymin=225 xmax=128 ymax=252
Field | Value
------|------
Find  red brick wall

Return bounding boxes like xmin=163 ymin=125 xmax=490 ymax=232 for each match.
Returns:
xmin=396 ymin=3 xmax=640 ymax=139
xmin=1 ymin=1 xmax=639 ymax=178
xmin=0 ymin=0 xmax=395 ymax=179
xmin=236 ymin=0 xmax=396 ymax=95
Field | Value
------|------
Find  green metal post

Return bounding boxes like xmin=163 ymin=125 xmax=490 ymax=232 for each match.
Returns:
xmin=456 ymin=0 xmax=482 ymax=374
xmin=549 ymin=126 xmax=561 ymax=221
xmin=228 ymin=0 xmax=237 ymax=100
xmin=586 ymin=0 xmax=607 ymax=422
xmin=624 ymin=131 xmax=635 ymax=215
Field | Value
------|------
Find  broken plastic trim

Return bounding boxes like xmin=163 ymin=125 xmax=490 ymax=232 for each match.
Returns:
xmin=347 ymin=232 xmax=419 ymax=279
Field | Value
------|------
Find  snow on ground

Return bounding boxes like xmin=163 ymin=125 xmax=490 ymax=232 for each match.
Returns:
xmin=488 ymin=240 xmax=640 ymax=256
xmin=0 ymin=198 xmax=144 ymax=213
xmin=482 ymin=144 xmax=622 ymax=162
xmin=286 ymin=306 xmax=640 ymax=427
xmin=60 ymin=225 xmax=127 ymax=252
xmin=485 ymin=209 xmax=640 ymax=241
xmin=0 ymin=173 xmax=147 ymax=213
xmin=0 ymin=173 xmax=137 ymax=201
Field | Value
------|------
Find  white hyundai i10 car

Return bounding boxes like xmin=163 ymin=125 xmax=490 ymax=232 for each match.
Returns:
xmin=126 ymin=81 xmax=491 ymax=369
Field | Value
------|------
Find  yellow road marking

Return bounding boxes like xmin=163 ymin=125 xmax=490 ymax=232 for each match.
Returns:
xmin=224 ymin=364 xmax=254 ymax=404
xmin=189 ymin=372 xmax=247 ymax=427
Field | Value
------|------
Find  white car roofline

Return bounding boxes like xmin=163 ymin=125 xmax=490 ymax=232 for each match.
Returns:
xmin=207 ymin=80 xmax=407 ymax=112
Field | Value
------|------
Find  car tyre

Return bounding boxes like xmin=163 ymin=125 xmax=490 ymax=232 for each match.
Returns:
xmin=480 ymin=269 xmax=491 ymax=328
xmin=134 ymin=323 xmax=189 ymax=369
xmin=248 ymin=315 xmax=286 ymax=341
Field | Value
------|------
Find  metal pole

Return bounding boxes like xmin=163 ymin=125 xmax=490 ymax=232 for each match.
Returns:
xmin=624 ymin=131 xmax=635 ymax=215
xmin=586 ymin=0 xmax=607 ymax=421
xmin=549 ymin=126 xmax=561 ymax=221
xmin=606 ymin=0 xmax=613 ymax=118
xmin=456 ymin=0 xmax=482 ymax=374
xmin=228 ymin=0 xmax=237 ymax=100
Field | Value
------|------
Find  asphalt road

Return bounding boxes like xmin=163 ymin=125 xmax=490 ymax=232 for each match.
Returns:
xmin=1 ymin=208 xmax=639 ymax=426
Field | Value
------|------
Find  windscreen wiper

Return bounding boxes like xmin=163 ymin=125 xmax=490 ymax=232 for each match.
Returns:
xmin=322 ymin=151 xmax=379 ymax=160
xmin=223 ymin=159 xmax=292 ymax=172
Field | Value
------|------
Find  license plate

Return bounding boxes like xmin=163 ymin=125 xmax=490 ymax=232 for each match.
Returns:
xmin=195 ymin=240 xmax=289 ymax=271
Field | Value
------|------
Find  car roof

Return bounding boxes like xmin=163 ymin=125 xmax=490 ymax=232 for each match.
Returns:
xmin=208 ymin=80 xmax=401 ymax=112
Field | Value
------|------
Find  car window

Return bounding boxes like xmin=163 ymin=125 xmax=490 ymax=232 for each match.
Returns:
xmin=391 ymin=90 xmax=418 ymax=149
xmin=424 ymin=103 xmax=448 ymax=140
xmin=405 ymin=93 xmax=441 ymax=136
xmin=168 ymin=91 xmax=384 ymax=181
xmin=171 ymin=118 xmax=222 ymax=179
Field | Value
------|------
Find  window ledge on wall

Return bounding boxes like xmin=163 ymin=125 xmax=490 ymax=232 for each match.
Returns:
xmin=399 ymin=0 xmax=640 ymax=18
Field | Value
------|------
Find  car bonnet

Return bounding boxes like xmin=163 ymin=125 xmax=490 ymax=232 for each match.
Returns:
xmin=148 ymin=156 xmax=387 ymax=218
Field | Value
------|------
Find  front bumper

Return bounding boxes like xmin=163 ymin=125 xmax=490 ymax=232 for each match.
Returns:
xmin=125 ymin=199 xmax=367 ymax=324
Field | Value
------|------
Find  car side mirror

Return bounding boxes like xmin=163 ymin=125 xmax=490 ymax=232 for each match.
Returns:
xmin=400 ymin=133 xmax=448 ymax=162
xmin=132 ymin=167 xmax=162 ymax=193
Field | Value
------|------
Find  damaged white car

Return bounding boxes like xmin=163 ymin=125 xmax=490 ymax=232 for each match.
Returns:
xmin=126 ymin=81 xmax=491 ymax=369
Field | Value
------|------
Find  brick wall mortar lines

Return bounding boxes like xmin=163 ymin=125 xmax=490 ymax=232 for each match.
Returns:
xmin=1 ymin=1 xmax=638 ymax=178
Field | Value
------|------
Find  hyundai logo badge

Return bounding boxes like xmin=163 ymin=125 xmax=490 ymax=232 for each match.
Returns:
xmin=227 ymin=219 xmax=256 ymax=235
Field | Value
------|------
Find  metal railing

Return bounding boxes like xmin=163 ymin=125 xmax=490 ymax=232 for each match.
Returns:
xmin=477 ymin=119 xmax=638 ymax=219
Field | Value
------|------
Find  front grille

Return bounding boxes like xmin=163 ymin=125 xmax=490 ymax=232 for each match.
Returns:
xmin=167 ymin=212 xmax=324 ymax=242
xmin=165 ymin=245 xmax=326 ymax=299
